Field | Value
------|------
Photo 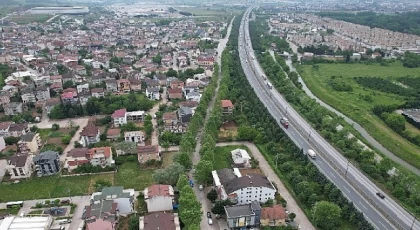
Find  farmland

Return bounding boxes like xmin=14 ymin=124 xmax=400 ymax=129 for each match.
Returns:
xmin=299 ymin=61 xmax=420 ymax=168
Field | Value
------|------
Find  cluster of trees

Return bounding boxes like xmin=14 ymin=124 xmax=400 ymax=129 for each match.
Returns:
xmin=403 ymin=52 xmax=420 ymax=68
xmin=354 ymin=76 xmax=416 ymax=97
xmin=49 ymin=93 xmax=155 ymax=119
xmin=250 ymin=16 xmax=420 ymax=216
xmin=318 ymin=11 xmax=420 ymax=36
xmin=0 ymin=64 xmax=12 ymax=87
xmin=328 ymin=76 xmax=353 ymax=92
xmin=198 ymin=39 xmax=219 ymax=50
xmin=223 ymin=20 xmax=375 ymax=229
xmin=177 ymin=175 xmax=201 ymax=230
xmin=249 ymin=17 xmax=290 ymax=54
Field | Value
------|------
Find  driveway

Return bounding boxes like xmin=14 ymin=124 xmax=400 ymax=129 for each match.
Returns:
xmin=149 ymin=87 xmax=168 ymax=146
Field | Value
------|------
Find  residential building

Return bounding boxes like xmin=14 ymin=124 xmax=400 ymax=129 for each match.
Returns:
xmin=18 ymin=132 xmax=42 ymax=154
xmin=186 ymin=92 xmax=201 ymax=102
xmin=231 ymin=148 xmax=251 ymax=168
xmin=61 ymin=88 xmax=78 ymax=104
xmin=45 ymin=98 xmax=61 ymax=114
xmin=105 ymin=79 xmax=118 ymax=92
xmin=126 ymin=111 xmax=145 ymax=123
xmin=143 ymin=184 xmax=174 ymax=212
xmin=8 ymin=123 xmax=29 ymax=137
xmin=112 ymin=108 xmax=127 ymax=127
xmin=225 ymin=201 xmax=261 ymax=229
xmin=0 ymin=215 xmax=53 ymax=230
xmin=86 ymin=218 xmax=115 ymax=230
xmin=80 ymin=120 xmax=100 ymax=147
xmin=124 ymin=131 xmax=145 ymax=145
xmin=0 ymin=91 xmax=11 ymax=106
xmin=4 ymin=102 xmax=23 ymax=115
xmin=21 ymin=91 xmax=36 ymax=104
xmin=117 ymin=79 xmax=131 ymax=93
xmin=137 ymin=145 xmax=161 ymax=163
xmin=88 ymin=147 xmax=114 ymax=168
xmin=212 ymin=169 xmax=276 ymax=205
xmin=0 ymin=136 xmax=5 ymax=152
xmin=77 ymin=83 xmax=90 ymax=93
xmin=163 ymin=112 xmax=186 ymax=133
xmin=146 ymin=87 xmax=160 ymax=100
xmin=139 ymin=212 xmax=181 ymax=230
xmin=79 ymin=90 xmax=92 ymax=106
xmin=167 ymin=88 xmax=183 ymax=99
xmin=260 ymin=205 xmax=288 ymax=226
xmin=36 ymin=87 xmax=51 ymax=102
xmin=106 ymin=128 xmax=120 ymax=141
xmin=33 ymin=150 xmax=61 ymax=177
xmin=91 ymin=88 xmax=105 ymax=98
xmin=89 ymin=186 xmax=136 ymax=216
xmin=197 ymin=55 xmax=215 ymax=67
xmin=221 ymin=99 xmax=234 ymax=115
xmin=177 ymin=106 xmax=193 ymax=123
xmin=0 ymin=122 xmax=12 ymax=136
xmin=129 ymin=78 xmax=142 ymax=92
xmin=65 ymin=148 xmax=90 ymax=171
xmin=6 ymin=154 xmax=33 ymax=179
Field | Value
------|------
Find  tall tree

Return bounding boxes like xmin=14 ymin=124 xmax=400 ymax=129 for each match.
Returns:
xmin=194 ymin=160 xmax=213 ymax=185
xmin=312 ymin=201 xmax=342 ymax=230
xmin=152 ymin=163 xmax=184 ymax=185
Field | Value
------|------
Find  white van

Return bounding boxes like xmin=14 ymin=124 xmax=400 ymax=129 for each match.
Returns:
xmin=307 ymin=149 xmax=317 ymax=159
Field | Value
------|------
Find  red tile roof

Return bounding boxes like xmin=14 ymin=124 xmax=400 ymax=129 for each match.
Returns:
xmin=147 ymin=184 xmax=172 ymax=197
xmin=261 ymin=205 xmax=287 ymax=220
xmin=88 ymin=147 xmax=112 ymax=159
xmin=80 ymin=121 xmax=99 ymax=137
xmin=221 ymin=100 xmax=233 ymax=108
xmin=111 ymin=108 xmax=126 ymax=118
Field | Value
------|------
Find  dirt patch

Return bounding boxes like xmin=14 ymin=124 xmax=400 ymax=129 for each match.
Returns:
xmin=239 ymin=168 xmax=263 ymax=176
xmin=219 ymin=121 xmax=238 ymax=141
xmin=221 ymin=120 xmax=237 ymax=130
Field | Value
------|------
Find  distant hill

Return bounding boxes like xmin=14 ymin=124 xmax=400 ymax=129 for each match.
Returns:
xmin=318 ymin=11 xmax=420 ymax=36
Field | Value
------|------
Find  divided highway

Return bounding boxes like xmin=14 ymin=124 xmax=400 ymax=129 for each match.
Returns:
xmin=239 ymin=8 xmax=419 ymax=230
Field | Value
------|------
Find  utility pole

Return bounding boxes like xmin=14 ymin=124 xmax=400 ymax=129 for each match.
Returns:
xmin=345 ymin=160 xmax=350 ymax=177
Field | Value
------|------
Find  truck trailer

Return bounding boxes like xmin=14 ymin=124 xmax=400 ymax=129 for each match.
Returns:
xmin=280 ymin=117 xmax=289 ymax=128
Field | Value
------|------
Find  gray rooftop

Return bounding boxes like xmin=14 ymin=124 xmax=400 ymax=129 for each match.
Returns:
xmin=216 ymin=168 xmax=237 ymax=185
xmin=33 ymin=150 xmax=59 ymax=162
xmin=93 ymin=186 xmax=131 ymax=201
xmin=224 ymin=173 xmax=275 ymax=194
xmin=225 ymin=201 xmax=260 ymax=218
xmin=20 ymin=133 xmax=36 ymax=142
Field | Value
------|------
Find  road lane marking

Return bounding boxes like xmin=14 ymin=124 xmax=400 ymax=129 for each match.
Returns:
xmin=378 ymin=221 xmax=389 ymax=230
xmin=343 ymin=186 xmax=351 ymax=194
xmin=359 ymin=202 xmax=368 ymax=210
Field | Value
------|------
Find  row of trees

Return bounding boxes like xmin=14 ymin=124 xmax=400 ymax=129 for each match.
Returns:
xmin=226 ymin=16 xmax=375 ymax=229
xmin=49 ymin=93 xmax=155 ymax=119
xmin=250 ymin=17 xmax=420 ymax=216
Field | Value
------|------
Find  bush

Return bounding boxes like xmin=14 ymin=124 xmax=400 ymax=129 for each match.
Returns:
xmin=61 ymin=135 xmax=72 ymax=145
xmin=52 ymin=124 xmax=60 ymax=131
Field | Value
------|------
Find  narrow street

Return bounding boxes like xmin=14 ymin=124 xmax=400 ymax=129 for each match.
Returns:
xmin=189 ymin=17 xmax=235 ymax=230
xmin=149 ymin=88 xmax=167 ymax=146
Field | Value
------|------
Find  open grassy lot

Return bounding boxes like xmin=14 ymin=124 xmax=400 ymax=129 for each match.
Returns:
xmin=0 ymin=173 xmax=113 ymax=202
xmin=162 ymin=151 xmax=175 ymax=168
xmin=8 ymin=14 xmax=52 ymax=24
xmin=114 ymin=161 xmax=154 ymax=192
xmin=213 ymin=145 xmax=251 ymax=170
xmin=299 ymin=61 xmax=420 ymax=168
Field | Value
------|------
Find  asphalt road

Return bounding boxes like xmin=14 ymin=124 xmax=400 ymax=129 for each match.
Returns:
xmin=239 ymin=8 xmax=419 ymax=230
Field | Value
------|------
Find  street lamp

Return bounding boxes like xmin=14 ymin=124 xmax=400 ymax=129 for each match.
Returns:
xmin=345 ymin=160 xmax=350 ymax=177
xmin=308 ymin=130 xmax=312 ymax=140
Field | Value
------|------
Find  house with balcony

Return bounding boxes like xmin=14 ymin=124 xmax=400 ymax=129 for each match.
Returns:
xmin=177 ymin=106 xmax=193 ymax=123
xmin=88 ymin=147 xmax=114 ymax=168
xmin=65 ymin=148 xmax=90 ymax=172
xmin=186 ymin=92 xmax=201 ymax=102
xmin=225 ymin=201 xmax=261 ymax=229
xmin=80 ymin=120 xmax=100 ymax=147
xmin=167 ymin=88 xmax=183 ymax=100
xmin=143 ymin=184 xmax=175 ymax=212
xmin=89 ymin=186 xmax=136 ymax=217
xmin=124 ymin=131 xmax=145 ymax=145
xmin=197 ymin=55 xmax=215 ymax=67
xmin=221 ymin=100 xmax=234 ymax=115
xmin=61 ymin=88 xmax=78 ymax=104
xmin=18 ymin=133 xmax=42 ymax=154
xmin=212 ymin=168 xmax=276 ymax=205
xmin=6 ymin=154 xmax=33 ymax=179
xmin=117 ymin=79 xmax=131 ymax=94
xmin=146 ymin=87 xmax=160 ymax=101
xmin=126 ymin=111 xmax=145 ymax=123
xmin=33 ymin=150 xmax=61 ymax=177
xmin=137 ymin=145 xmax=161 ymax=164
xmin=21 ymin=90 xmax=36 ymax=104
xmin=112 ymin=108 xmax=127 ymax=127
xmin=163 ymin=112 xmax=186 ymax=133
xmin=105 ymin=79 xmax=118 ymax=93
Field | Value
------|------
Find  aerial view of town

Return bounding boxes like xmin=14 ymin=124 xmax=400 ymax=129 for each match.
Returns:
xmin=0 ymin=0 xmax=420 ymax=229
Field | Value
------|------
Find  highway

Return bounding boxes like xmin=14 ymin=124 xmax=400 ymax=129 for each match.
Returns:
xmin=239 ymin=8 xmax=419 ymax=230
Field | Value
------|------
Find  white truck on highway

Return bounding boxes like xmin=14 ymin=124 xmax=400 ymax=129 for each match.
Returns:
xmin=267 ymin=82 xmax=273 ymax=89
xmin=307 ymin=149 xmax=317 ymax=159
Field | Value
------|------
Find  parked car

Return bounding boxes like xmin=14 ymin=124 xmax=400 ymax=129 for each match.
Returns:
xmin=208 ymin=218 xmax=213 ymax=225
xmin=199 ymin=185 xmax=203 ymax=191
xmin=207 ymin=212 xmax=212 ymax=219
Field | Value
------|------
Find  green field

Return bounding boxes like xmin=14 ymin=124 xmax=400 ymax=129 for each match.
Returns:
xmin=299 ymin=61 xmax=420 ymax=168
xmin=0 ymin=161 xmax=154 ymax=202
xmin=8 ymin=14 xmax=52 ymax=24
xmin=114 ymin=162 xmax=154 ymax=192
